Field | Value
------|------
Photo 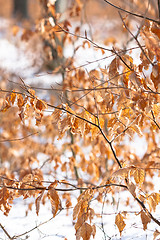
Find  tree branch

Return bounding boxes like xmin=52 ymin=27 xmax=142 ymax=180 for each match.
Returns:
xmin=104 ymin=0 xmax=160 ymax=24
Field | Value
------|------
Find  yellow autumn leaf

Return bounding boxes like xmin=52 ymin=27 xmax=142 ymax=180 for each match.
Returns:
xmin=147 ymin=193 xmax=160 ymax=212
xmin=133 ymin=168 xmax=145 ymax=185
xmin=28 ymin=88 xmax=35 ymax=96
xmin=152 ymin=193 xmax=160 ymax=204
xmin=129 ymin=124 xmax=143 ymax=137
xmin=153 ymin=103 xmax=160 ymax=117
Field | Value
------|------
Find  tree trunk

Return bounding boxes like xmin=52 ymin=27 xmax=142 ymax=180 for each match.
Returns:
xmin=14 ymin=0 xmax=28 ymax=19
xmin=55 ymin=0 xmax=67 ymax=13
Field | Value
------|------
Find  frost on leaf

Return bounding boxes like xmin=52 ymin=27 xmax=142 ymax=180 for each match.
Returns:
xmin=115 ymin=213 xmax=126 ymax=236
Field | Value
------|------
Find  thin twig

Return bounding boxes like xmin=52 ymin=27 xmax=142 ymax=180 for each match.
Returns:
xmin=151 ymin=110 xmax=160 ymax=130
xmin=0 ymin=223 xmax=12 ymax=239
xmin=104 ymin=0 xmax=160 ymax=24
xmin=119 ymin=12 xmax=154 ymax=66
xmin=12 ymin=217 xmax=54 ymax=239
xmin=0 ymin=132 xmax=39 ymax=143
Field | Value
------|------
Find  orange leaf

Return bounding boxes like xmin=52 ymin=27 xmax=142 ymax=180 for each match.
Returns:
xmin=9 ymin=92 xmax=16 ymax=105
xmin=12 ymin=25 xmax=19 ymax=36
xmin=140 ymin=210 xmax=151 ymax=230
xmin=111 ymin=166 xmax=133 ymax=180
xmin=36 ymin=99 xmax=47 ymax=111
xmin=0 ymin=100 xmax=11 ymax=112
xmin=47 ymin=187 xmax=60 ymax=217
xmin=35 ymin=190 xmax=45 ymax=216
xmin=127 ymin=181 xmax=136 ymax=197
xmin=92 ymin=224 xmax=96 ymax=238
xmin=80 ymin=222 xmax=92 ymax=240
xmin=73 ymin=201 xmax=81 ymax=220
xmin=115 ymin=213 xmax=126 ymax=235
xmin=133 ymin=168 xmax=145 ymax=185
xmin=109 ymin=57 xmax=119 ymax=79
xmin=17 ymin=94 xmax=24 ymax=109
xmin=52 ymin=107 xmax=62 ymax=122
xmin=153 ymin=229 xmax=160 ymax=240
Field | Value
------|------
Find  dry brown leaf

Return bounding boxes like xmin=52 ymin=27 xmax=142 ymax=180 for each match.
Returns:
xmin=35 ymin=190 xmax=45 ymax=216
xmin=140 ymin=210 xmax=151 ymax=230
xmin=147 ymin=193 xmax=160 ymax=212
xmin=127 ymin=181 xmax=136 ymax=197
xmin=92 ymin=224 xmax=96 ymax=238
xmin=0 ymin=99 xmax=11 ymax=112
xmin=17 ymin=94 xmax=24 ymax=109
xmin=36 ymin=99 xmax=47 ymax=111
xmin=47 ymin=187 xmax=60 ymax=217
xmin=73 ymin=201 xmax=81 ymax=221
xmin=52 ymin=107 xmax=62 ymax=122
xmin=80 ymin=222 xmax=92 ymax=240
xmin=111 ymin=167 xmax=132 ymax=180
xmin=115 ymin=213 xmax=126 ymax=236
xmin=153 ymin=103 xmax=160 ymax=117
xmin=153 ymin=229 xmax=160 ymax=240
xmin=109 ymin=57 xmax=119 ymax=79
xmin=129 ymin=124 xmax=143 ymax=137
xmin=0 ymin=187 xmax=12 ymax=216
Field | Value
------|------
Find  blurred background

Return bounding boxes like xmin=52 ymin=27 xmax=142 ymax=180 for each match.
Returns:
xmin=0 ymin=0 xmax=158 ymax=21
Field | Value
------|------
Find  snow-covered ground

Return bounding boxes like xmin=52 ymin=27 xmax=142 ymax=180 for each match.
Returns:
xmin=1 ymin=189 xmax=159 ymax=240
